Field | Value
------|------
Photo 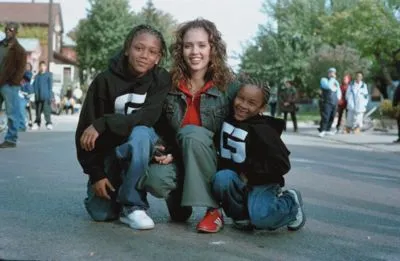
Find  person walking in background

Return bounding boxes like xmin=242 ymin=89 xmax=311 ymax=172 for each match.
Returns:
xmin=279 ymin=80 xmax=298 ymax=132
xmin=345 ymin=72 xmax=369 ymax=134
xmin=393 ymin=83 xmax=400 ymax=143
xmin=336 ymin=74 xmax=351 ymax=133
xmin=18 ymin=63 xmax=33 ymax=131
xmin=319 ymin=68 xmax=341 ymax=137
xmin=269 ymin=85 xmax=278 ymax=117
xmin=0 ymin=22 xmax=26 ymax=148
xmin=32 ymin=61 xmax=53 ymax=130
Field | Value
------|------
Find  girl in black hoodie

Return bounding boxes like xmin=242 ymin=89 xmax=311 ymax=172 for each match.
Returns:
xmin=212 ymin=78 xmax=306 ymax=231
xmin=75 ymin=25 xmax=171 ymax=230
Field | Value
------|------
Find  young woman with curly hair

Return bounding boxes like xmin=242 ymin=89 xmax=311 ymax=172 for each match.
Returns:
xmin=138 ymin=18 xmax=238 ymax=233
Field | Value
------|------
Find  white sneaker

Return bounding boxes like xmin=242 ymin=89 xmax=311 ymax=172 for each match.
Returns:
xmin=318 ymin=131 xmax=326 ymax=137
xmin=120 ymin=209 xmax=155 ymax=230
xmin=46 ymin=124 xmax=53 ymax=130
xmin=326 ymin=130 xmax=336 ymax=136
xmin=31 ymin=123 xmax=39 ymax=130
xmin=286 ymin=189 xmax=306 ymax=231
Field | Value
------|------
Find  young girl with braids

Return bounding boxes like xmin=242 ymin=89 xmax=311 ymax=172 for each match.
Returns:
xmin=211 ymin=79 xmax=306 ymax=231
xmin=75 ymin=25 xmax=171 ymax=230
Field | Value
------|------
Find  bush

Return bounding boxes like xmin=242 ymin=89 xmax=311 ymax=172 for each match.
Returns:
xmin=380 ymin=99 xmax=400 ymax=119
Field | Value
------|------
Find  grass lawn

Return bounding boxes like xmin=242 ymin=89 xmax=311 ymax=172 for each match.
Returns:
xmin=276 ymin=111 xmax=320 ymax=122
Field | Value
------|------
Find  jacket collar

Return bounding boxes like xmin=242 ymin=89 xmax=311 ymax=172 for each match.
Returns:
xmin=169 ymin=84 xmax=221 ymax=97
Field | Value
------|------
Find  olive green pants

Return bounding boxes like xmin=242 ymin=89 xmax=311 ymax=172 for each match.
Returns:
xmin=138 ymin=125 xmax=218 ymax=208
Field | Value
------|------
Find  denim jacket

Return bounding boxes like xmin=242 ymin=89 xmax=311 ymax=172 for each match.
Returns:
xmin=155 ymin=82 xmax=240 ymax=155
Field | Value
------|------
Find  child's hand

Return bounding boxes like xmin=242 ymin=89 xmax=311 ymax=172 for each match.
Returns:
xmin=80 ymin=124 xmax=99 ymax=151
xmin=154 ymin=146 xmax=174 ymax=164
xmin=93 ymin=178 xmax=115 ymax=200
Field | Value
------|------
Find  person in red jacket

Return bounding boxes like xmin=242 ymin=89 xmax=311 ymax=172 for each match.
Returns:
xmin=336 ymin=74 xmax=351 ymax=133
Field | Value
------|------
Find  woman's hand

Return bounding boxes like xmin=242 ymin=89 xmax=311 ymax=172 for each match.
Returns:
xmin=153 ymin=145 xmax=174 ymax=164
xmin=155 ymin=154 xmax=174 ymax=164
xmin=80 ymin=124 xmax=99 ymax=151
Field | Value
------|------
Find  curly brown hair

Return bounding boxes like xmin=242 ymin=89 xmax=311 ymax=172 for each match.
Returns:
xmin=170 ymin=18 xmax=233 ymax=91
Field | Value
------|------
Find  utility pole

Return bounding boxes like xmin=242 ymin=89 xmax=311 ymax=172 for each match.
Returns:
xmin=47 ymin=0 xmax=53 ymax=70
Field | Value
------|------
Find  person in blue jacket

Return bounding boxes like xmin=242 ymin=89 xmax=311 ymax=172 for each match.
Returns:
xmin=18 ymin=63 xmax=33 ymax=131
xmin=319 ymin=68 xmax=341 ymax=137
xmin=32 ymin=61 xmax=53 ymax=130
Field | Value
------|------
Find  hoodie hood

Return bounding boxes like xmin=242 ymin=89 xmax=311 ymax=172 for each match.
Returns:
xmin=109 ymin=50 xmax=132 ymax=80
xmin=231 ymin=114 xmax=286 ymax=136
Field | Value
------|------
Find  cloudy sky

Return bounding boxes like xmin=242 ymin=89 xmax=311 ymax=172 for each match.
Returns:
xmin=5 ymin=0 xmax=267 ymax=68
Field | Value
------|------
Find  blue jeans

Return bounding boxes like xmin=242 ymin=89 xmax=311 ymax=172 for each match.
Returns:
xmin=319 ymin=103 xmax=337 ymax=132
xmin=84 ymin=126 xmax=159 ymax=221
xmin=18 ymin=96 xmax=28 ymax=130
xmin=0 ymin=84 xmax=20 ymax=143
xmin=212 ymin=169 xmax=298 ymax=230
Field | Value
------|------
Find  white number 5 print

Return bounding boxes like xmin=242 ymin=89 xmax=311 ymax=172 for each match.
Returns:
xmin=220 ymin=122 xmax=248 ymax=163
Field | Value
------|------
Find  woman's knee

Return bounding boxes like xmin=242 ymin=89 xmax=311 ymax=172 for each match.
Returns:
xmin=138 ymin=164 xmax=177 ymax=198
xmin=177 ymin=125 xmax=213 ymax=144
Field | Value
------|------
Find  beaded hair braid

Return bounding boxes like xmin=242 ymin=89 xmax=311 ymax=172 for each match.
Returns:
xmin=239 ymin=77 xmax=271 ymax=106
xmin=123 ymin=24 xmax=168 ymax=63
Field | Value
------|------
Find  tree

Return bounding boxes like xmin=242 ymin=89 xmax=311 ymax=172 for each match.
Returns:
xmin=76 ymin=0 xmax=134 ymax=72
xmin=321 ymin=0 xmax=400 ymax=91
xmin=134 ymin=0 xmax=177 ymax=67
xmin=240 ymin=0 xmax=400 ymax=99
xmin=75 ymin=0 xmax=177 ymax=75
xmin=240 ymin=0 xmax=327 ymax=98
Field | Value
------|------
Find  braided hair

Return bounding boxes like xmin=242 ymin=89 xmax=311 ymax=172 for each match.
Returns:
xmin=123 ymin=24 xmax=168 ymax=63
xmin=238 ymin=77 xmax=271 ymax=106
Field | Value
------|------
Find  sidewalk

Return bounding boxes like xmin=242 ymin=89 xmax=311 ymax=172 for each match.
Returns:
xmin=0 ymin=113 xmax=79 ymax=133
xmin=287 ymin=120 xmax=400 ymax=153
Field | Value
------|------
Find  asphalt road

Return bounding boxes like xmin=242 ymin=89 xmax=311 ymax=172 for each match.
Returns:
xmin=0 ymin=118 xmax=399 ymax=261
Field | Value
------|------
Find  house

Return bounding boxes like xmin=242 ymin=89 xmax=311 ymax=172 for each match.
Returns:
xmin=0 ymin=2 xmax=79 ymax=95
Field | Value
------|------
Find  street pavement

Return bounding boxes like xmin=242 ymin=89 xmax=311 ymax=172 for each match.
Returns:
xmin=0 ymin=115 xmax=399 ymax=261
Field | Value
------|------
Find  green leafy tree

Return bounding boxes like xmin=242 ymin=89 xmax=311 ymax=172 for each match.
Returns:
xmin=75 ymin=0 xmax=176 ymax=75
xmin=240 ymin=0 xmax=327 ymax=98
xmin=134 ymin=0 xmax=177 ymax=68
xmin=76 ymin=0 xmax=134 ymax=72
xmin=321 ymin=0 xmax=400 ymax=87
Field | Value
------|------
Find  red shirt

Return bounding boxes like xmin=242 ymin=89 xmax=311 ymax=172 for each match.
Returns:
xmin=178 ymin=80 xmax=214 ymax=127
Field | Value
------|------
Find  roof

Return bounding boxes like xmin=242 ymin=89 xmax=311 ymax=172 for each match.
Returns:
xmin=62 ymin=35 xmax=76 ymax=47
xmin=0 ymin=2 xmax=63 ymax=30
xmin=0 ymin=32 xmax=40 ymax=52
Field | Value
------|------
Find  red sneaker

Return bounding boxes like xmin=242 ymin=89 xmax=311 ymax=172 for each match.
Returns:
xmin=196 ymin=209 xmax=224 ymax=233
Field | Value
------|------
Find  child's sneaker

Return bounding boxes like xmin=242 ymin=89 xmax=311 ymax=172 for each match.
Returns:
xmin=233 ymin=219 xmax=254 ymax=231
xmin=286 ymin=189 xmax=306 ymax=231
xmin=46 ymin=124 xmax=53 ymax=130
xmin=120 ymin=209 xmax=155 ymax=230
xmin=31 ymin=123 xmax=39 ymax=130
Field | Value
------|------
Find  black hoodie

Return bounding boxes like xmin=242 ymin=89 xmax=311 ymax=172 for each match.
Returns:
xmin=218 ymin=114 xmax=291 ymax=186
xmin=75 ymin=51 xmax=171 ymax=183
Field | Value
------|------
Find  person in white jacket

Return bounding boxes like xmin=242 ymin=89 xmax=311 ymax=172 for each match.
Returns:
xmin=345 ymin=72 xmax=369 ymax=133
